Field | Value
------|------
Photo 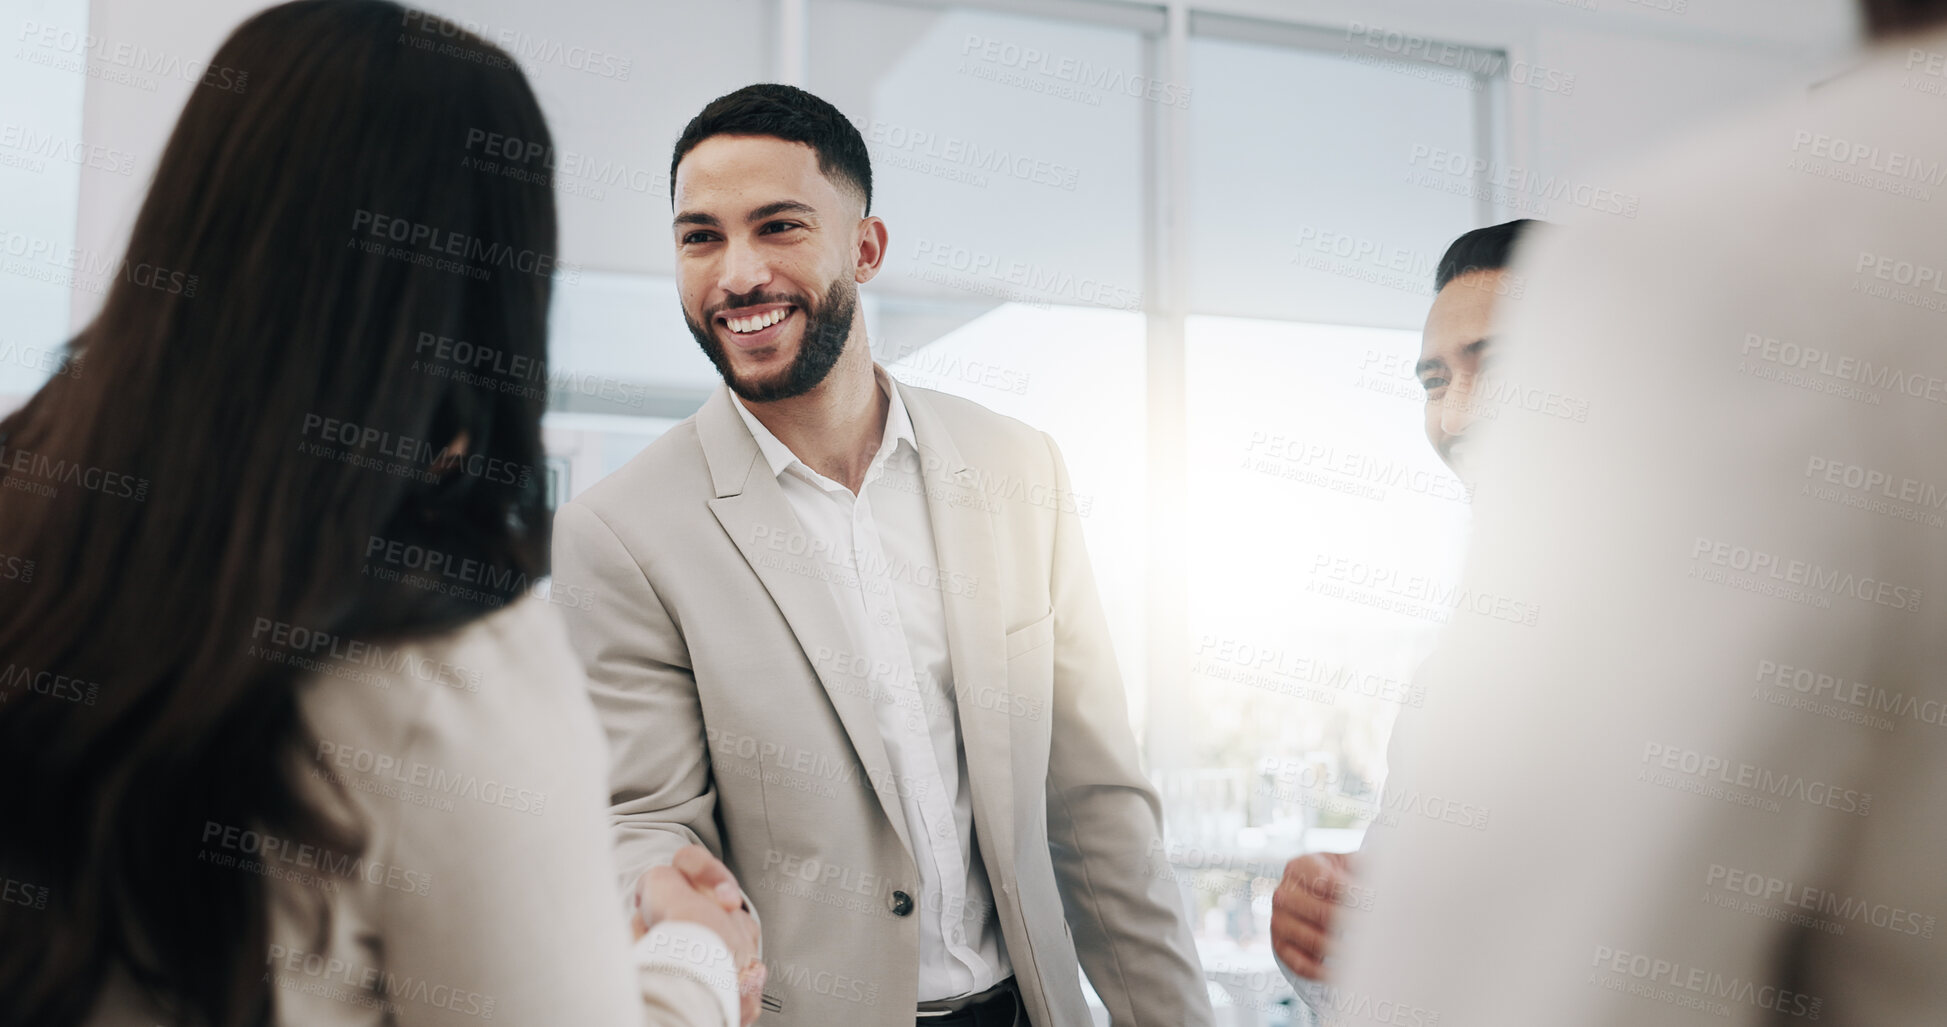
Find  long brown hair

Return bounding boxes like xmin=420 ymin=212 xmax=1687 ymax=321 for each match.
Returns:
xmin=1863 ymin=0 xmax=1947 ymax=34
xmin=0 ymin=3 xmax=558 ymax=1024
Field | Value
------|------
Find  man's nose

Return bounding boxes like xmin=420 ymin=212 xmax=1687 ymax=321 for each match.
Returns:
xmin=1440 ymin=371 xmax=1479 ymax=438
xmin=719 ymin=237 xmax=772 ymax=295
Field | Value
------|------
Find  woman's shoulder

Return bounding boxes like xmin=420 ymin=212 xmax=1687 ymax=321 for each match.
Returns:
xmin=297 ymin=594 xmax=583 ymax=741
xmin=268 ymin=595 xmax=620 ymax=1022
xmin=293 ymin=594 xmax=602 ymax=835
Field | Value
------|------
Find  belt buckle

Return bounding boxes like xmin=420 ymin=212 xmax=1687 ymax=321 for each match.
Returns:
xmin=917 ymin=978 xmax=1012 ymax=1021
xmin=916 ymin=998 xmax=973 ymax=1018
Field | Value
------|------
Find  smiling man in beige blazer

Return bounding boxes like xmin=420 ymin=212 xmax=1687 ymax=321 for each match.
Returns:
xmin=550 ymin=84 xmax=1211 ymax=1027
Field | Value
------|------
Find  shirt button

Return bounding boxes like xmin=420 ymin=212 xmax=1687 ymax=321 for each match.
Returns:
xmin=891 ymin=890 xmax=915 ymax=917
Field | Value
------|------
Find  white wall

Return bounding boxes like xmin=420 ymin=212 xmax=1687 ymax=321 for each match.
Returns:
xmin=0 ymin=0 xmax=90 ymax=395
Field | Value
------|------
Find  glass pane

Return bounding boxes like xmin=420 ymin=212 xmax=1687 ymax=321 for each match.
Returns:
xmin=1187 ymin=36 xmax=1479 ymax=328
xmin=548 ymin=270 xmax=720 ymax=409
xmin=810 ymin=0 xmax=1147 ymax=311
xmin=1177 ymin=313 xmax=1473 ymax=1006
xmin=410 ymin=0 xmax=772 ymax=278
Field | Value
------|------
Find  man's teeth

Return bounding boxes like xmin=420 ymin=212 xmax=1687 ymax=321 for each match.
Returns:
xmin=727 ymin=308 xmax=789 ymax=334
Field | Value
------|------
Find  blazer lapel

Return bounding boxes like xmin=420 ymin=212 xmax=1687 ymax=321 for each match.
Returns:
xmin=696 ymin=387 xmax=915 ymax=860
xmin=897 ymin=382 xmax=1018 ymax=865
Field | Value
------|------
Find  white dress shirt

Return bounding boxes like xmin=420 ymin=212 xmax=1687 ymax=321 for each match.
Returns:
xmin=731 ymin=366 xmax=1010 ymax=1001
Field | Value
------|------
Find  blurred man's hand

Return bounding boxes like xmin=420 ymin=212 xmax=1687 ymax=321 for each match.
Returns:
xmin=634 ymin=845 xmax=766 ymax=1024
xmin=1271 ymin=852 xmax=1355 ymax=980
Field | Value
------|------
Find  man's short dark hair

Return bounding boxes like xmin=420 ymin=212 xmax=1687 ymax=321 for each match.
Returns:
xmin=670 ymin=83 xmax=873 ymax=213
xmin=1434 ymin=219 xmax=1541 ymax=292
xmin=1861 ymin=0 xmax=1947 ymax=36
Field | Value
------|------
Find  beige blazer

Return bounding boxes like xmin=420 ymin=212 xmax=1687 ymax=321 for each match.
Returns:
xmin=1338 ymin=29 xmax=1947 ymax=1026
xmin=552 ymin=381 xmax=1211 ymax=1027
xmin=85 ymin=597 xmax=732 ymax=1027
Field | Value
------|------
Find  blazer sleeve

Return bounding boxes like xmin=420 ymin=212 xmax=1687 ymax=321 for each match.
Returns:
xmin=551 ymin=499 xmax=727 ymax=902
xmin=365 ymin=602 xmax=735 ymax=1027
xmin=1038 ymin=433 xmax=1215 ymax=1027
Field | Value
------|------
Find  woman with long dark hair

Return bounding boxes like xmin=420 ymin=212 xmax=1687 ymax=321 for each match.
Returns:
xmin=0 ymin=3 xmax=754 ymax=1025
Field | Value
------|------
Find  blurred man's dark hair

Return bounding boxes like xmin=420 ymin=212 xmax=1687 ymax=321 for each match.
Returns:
xmin=1862 ymin=0 xmax=1947 ymax=35
xmin=671 ymin=82 xmax=874 ymax=214
xmin=1434 ymin=219 xmax=1541 ymax=292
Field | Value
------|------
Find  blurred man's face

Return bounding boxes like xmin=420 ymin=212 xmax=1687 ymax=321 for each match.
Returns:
xmin=1417 ymin=269 xmax=1509 ymax=480
xmin=672 ymin=134 xmax=881 ymax=402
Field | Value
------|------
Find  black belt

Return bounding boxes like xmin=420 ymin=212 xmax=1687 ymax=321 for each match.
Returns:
xmin=915 ymin=977 xmax=1020 ymax=1026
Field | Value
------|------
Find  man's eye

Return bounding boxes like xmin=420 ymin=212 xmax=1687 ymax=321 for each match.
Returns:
xmin=681 ymin=231 xmax=719 ymax=245
xmin=1421 ymin=377 xmax=1449 ymax=393
xmin=761 ymin=221 xmax=804 ymax=235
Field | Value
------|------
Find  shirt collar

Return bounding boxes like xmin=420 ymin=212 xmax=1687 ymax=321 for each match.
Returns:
xmin=730 ymin=365 xmax=916 ymax=488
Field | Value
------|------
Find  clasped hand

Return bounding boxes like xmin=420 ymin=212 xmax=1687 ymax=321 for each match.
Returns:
xmin=633 ymin=845 xmax=765 ymax=1026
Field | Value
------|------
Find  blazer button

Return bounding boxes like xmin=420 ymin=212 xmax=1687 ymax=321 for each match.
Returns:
xmin=890 ymin=890 xmax=915 ymax=917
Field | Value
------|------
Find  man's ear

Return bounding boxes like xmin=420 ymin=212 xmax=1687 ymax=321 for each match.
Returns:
xmin=855 ymin=216 xmax=888 ymax=285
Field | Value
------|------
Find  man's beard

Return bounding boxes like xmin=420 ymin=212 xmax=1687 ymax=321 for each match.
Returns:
xmin=685 ymin=277 xmax=857 ymax=403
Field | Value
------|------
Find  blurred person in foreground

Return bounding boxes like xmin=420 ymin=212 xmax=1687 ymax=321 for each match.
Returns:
xmin=551 ymin=83 xmax=1211 ymax=1027
xmin=0 ymin=3 xmax=756 ymax=1025
xmin=1332 ymin=2 xmax=1947 ymax=1023
xmin=1270 ymin=219 xmax=1544 ymax=987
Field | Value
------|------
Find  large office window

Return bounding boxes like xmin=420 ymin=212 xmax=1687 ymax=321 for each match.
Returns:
xmin=1185 ymin=22 xmax=1486 ymax=328
xmin=1164 ymin=21 xmax=1497 ymax=1023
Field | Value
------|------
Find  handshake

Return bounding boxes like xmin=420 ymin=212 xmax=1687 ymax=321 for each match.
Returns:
xmin=1271 ymin=851 xmax=1359 ymax=982
xmin=632 ymin=845 xmax=765 ymax=1026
